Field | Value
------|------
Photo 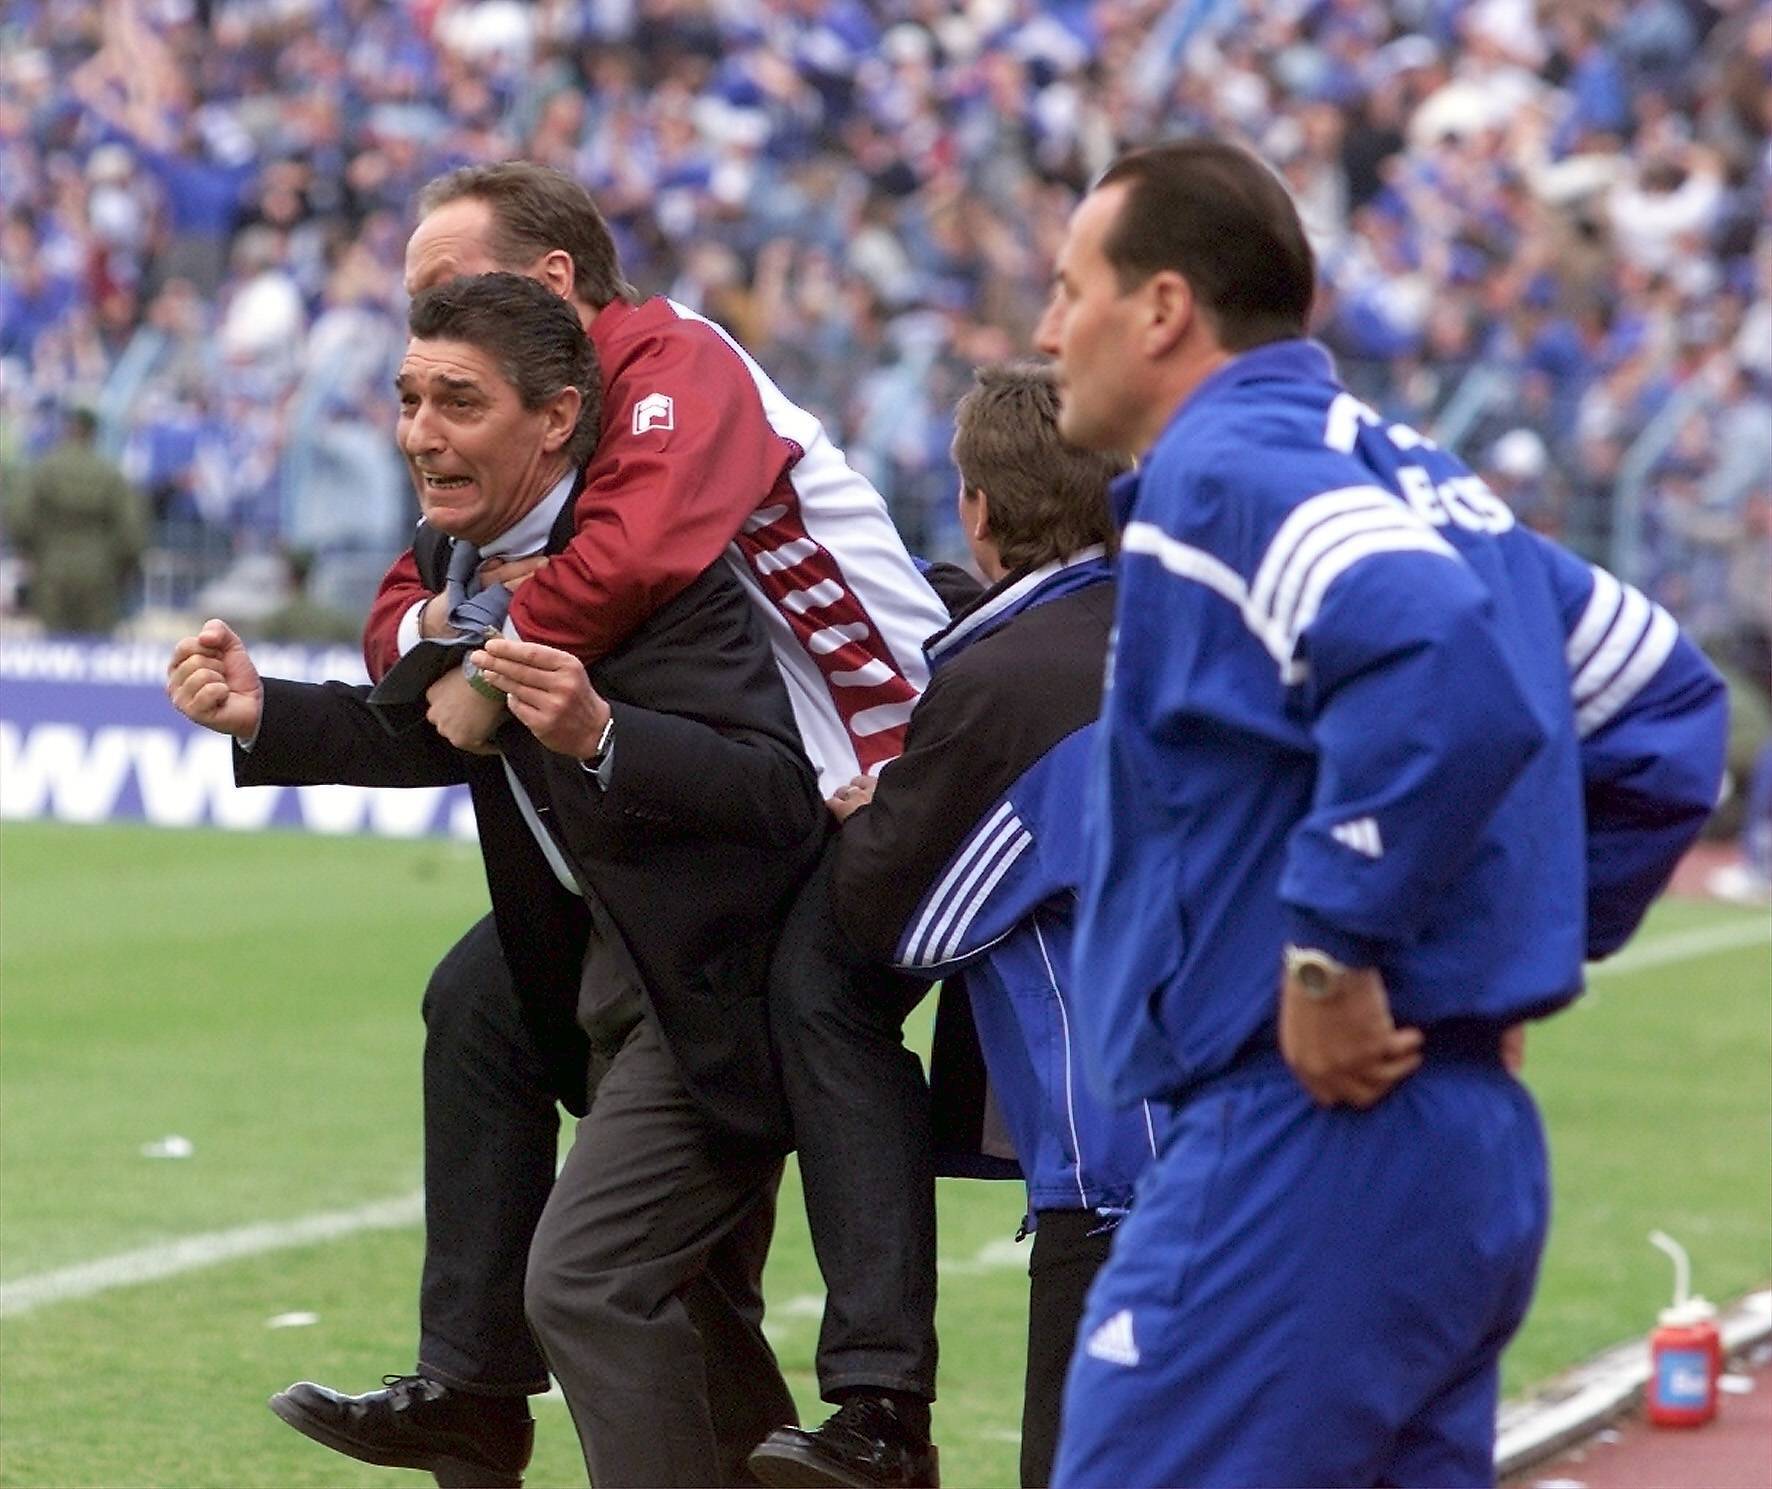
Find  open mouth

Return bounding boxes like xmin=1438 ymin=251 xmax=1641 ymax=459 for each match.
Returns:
xmin=420 ymin=473 xmax=472 ymax=490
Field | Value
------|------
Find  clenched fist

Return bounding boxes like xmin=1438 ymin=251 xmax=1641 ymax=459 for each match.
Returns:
xmin=166 ymin=619 xmax=263 ymax=740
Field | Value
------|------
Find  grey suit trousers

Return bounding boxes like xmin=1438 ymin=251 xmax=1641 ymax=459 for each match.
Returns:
xmin=523 ymin=943 xmax=796 ymax=1488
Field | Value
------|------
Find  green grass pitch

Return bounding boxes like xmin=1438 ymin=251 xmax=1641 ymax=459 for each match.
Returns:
xmin=1 ymin=821 xmax=1766 ymax=1488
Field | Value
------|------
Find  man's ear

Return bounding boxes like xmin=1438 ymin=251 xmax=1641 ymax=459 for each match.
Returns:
xmin=1143 ymin=270 xmax=1195 ymax=358
xmin=968 ymin=486 xmax=992 ymax=544
xmin=539 ymin=386 xmax=584 ymax=456
xmin=530 ymin=248 xmax=577 ymax=303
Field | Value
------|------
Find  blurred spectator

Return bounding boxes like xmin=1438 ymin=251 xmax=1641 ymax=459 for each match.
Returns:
xmin=1706 ymin=741 xmax=1772 ymax=904
xmin=1479 ymin=426 xmax=1565 ymax=535
xmin=5 ymin=404 xmax=147 ymax=633
xmin=250 ymin=546 xmax=361 ymax=645
xmin=0 ymin=0 xmax=1765 ymax=643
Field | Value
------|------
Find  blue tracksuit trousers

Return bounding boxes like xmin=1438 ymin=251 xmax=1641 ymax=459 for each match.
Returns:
xmin=1053 ymin=1051 xmax=1549 ymax=1488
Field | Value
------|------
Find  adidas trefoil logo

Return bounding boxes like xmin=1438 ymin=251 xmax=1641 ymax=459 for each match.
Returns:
xmin=1085 ymin=1309 xmax=1140 ymax=1367
xmin=1331 ymin=816 xmax=1384 ymax=859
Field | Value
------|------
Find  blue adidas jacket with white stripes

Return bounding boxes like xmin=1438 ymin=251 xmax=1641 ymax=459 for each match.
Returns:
xmin=833 ymin=551 xmax=1162 ymax=1216
xmin=1077 ymin=339 xmax=1729 ymax=1107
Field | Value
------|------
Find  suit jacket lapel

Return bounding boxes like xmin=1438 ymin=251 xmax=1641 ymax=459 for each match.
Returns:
xmin=545 ymin=466 xmax=587 ymax=555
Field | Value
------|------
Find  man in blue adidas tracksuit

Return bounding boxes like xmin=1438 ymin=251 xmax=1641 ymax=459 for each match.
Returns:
xmin=828 ymin=363 xmax=1163 ymax=1489
xmin=1034 ymin=140 xmax=1729 ymax=1488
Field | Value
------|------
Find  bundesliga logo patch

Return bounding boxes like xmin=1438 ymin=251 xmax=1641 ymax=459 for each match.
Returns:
xmin=1085 ymin=1309 xmax=1141 ymax=1367
xmin=632 ymin=392 xmax=674 ymax=435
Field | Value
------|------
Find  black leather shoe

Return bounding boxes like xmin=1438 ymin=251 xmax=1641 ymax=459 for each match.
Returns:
xmin=747 ymin=1397 xmax=939 ymax=1488
xmin=268 ymin=1375 xmax=533 ymax=1489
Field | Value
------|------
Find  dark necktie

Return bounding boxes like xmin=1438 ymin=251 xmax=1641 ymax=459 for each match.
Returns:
xmin=446 ymin=540 xmax=516 ymax=637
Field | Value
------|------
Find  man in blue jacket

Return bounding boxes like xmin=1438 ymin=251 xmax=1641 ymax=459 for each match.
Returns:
xmin=1034 ymin=139 xmax=1729 ymax=1488
xmin=821 ymin=362 xmax=1157 ymax=1489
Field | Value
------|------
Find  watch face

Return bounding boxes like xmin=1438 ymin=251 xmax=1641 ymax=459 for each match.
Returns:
xmin=1287 ymin=946 xmax=1343 ymax=998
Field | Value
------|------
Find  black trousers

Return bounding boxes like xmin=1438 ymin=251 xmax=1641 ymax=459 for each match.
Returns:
xmin=1020 ymin=1209 xmax=1116 ymax=1489
xmin=766 ymin=845 xmax=939 ymax=1403
xmin=417 ymin=914 xmax=557 ymax=1396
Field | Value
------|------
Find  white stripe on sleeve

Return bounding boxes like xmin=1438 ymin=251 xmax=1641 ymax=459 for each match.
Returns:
xmin=752 ymin=537 xmax=819 ymax=576
xmin=850 ymin=700 xmax=918 ymax=737
xmin=782 ymin=579 xmax=845 ymax=615
xmin=1265 ymin=506 xmax=1430 ymax=641
xmin=1033 ymin=919 xmax=1091 ymax=1209
xmin=1285 ymin=528 xmax=1459 ymax=650
xmin=1124 ymin=496 xmax=1459 ymax=685
xmin=742 ymin=503 xmax=789 ymax=533
xmin=830 ymin=659 xmax=896 ymax=688
xmin=1572 ymin=584 xmax=1652 ymax=705
xmin=808 ymin=622 xmax=872 ymax=655
xmin=1576 ymin=603 xmax=1678 ymax=738
xmin=1566 ymin=567 xmax=1624 ymax=673
xmin=1120 ymin=521 xmax=1292 ymax=668
xmin=902 ymin=801 xmax=1015 ymax=966
xmin=1249 ymin=486 xmax=1396 ymax=621
xmin=933 ymin=828 xmax=1034 ymax=965
xmin=1120 ymin=522 xmax=1250 ymax=608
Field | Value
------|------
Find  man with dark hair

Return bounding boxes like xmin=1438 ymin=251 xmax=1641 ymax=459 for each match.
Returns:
xmin=1093 ymin=142 xmax=1315 ymax=350
xmin=1035 ymin=138 xmax=1729 ymax=1486
xmin=275 ymin=163 xmax=951 ymax=1488
xmin=170 ymin=270 xmax=823 ymax=1488
xmin=791 ymin=362 xmax=1155 ymax=1489
xmin=403 ymin=274 xmax=602 ymax=471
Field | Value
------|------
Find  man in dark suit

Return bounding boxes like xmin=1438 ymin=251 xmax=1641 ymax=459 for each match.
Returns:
xmin=221 ymin=164 xmax=943 ymax=1489
xmin=167 ymin=273 xmax=824 ymax=1488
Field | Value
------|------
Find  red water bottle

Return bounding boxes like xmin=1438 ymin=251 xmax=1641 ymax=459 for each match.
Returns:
xmin=1645 ymin=1231 xmax=1721 ymax=1428
xmin=1648 ymin=1300 xmax=1721 ymax=1427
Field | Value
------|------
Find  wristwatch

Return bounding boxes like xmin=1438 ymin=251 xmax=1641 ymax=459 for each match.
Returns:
xmin=461 ymin=650 xmax=504 ymax=703
xmin=580 ymin=713 xmax=616 ymax=771
xmin=1283 ymin=944 xmax=1350 ymax=1001
xmin=464 ymin=666 xmax=504 ymax=703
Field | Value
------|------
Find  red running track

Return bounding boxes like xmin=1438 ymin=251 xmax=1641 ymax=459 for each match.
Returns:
xmin=1507 ymin=1347 xmax=1772 ymax=1489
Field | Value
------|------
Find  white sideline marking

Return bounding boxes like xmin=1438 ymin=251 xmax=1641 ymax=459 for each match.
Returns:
xmin=762 ymin=1236 xmax=1027 ymax=1342
xmin=939 ymin=1237 xmax=1026 ymax=1275
xmin=1589 ymin=919 xmax=1771 ymax=979
xmin=5 ymin=917 xmax=1758 ymax=1324
xmin=0 ymin=1191 xmax=422 ymax=1318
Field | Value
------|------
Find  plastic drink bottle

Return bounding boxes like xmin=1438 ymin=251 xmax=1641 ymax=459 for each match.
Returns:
xmin=1646 ymin=1230 xmax=1721 ymax=1428
xmin=1647 ymin=1298 xmax=1721 ymax=1427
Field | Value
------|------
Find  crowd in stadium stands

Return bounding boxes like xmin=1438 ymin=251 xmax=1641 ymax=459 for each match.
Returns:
xmin=1 ymin=0 xmax=1767 ymax=664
